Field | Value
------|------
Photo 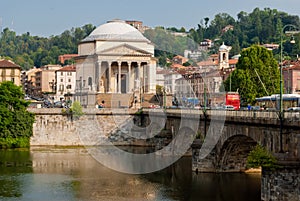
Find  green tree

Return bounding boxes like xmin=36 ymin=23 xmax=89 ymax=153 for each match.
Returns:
xmin=247 ymin=144 xmax=277 ymax=169
xmin=144 ymin=27 xmax=190 ymax=66
xmin=224 ymin=45 xmax=280 ymax=105
xmin=70 ymin=101 xmax=84 ymax=120
xmin=0 ymin=81 xmax=34 ymax=148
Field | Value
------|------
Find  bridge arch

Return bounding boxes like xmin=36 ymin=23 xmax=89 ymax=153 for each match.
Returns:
xmin=217 ymin=135 xmax=257 ymax=172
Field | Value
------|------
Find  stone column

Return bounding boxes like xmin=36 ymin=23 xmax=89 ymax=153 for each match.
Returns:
xmin=137 ymin=62 xmax=142 ymax=103
xmin=96 ymin=60 xmax=101 ymax=92
xmin=118 ymin=62 xmax=121 ymax=93
xmin=137 ymin=62 xmax=141 ymax=91
xmin=144 ymin=63 xmax=149 ymax=93
xmin=128 ymin=62 xmax=131 ymax=93
xmin=108 ymin=62 xmax=112 ymax=93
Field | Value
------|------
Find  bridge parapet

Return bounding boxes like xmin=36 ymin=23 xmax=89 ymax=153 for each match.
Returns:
xmin=142 ymin=109 xmax=300 ymax=127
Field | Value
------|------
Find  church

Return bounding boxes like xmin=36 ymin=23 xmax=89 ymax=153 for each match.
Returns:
xmin=74 ymin=19 xmax=157 ymax=108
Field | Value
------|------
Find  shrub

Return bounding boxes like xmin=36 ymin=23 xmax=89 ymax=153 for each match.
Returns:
xmin=0 ymin=137 xmax=30 ymax=149
xmin=70 ymin=101 xmax=84 ymax=120
xmin=247 ymin=144 xmax=277 ymax=170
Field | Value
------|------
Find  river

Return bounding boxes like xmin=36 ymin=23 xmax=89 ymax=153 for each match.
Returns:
xmin=0 ymin=147 xmax=261 ymax=201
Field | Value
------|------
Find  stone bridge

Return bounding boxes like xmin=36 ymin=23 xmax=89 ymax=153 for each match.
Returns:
xmin=29 ymin=108 xmax=300 ymax=200
xmin=142 ymin=108 xmax=300 ymax=201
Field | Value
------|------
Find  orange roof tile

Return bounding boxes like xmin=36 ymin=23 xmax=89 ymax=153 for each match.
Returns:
xmin=229 ymin=59 xmax=238 ymax=65
xmin=0 ymin=59 xmax=21 ymax=68
xmin=171 ymin=63 xmax=186 ymax=69
xmin=56 ymin=65 xmax=76 ymax=72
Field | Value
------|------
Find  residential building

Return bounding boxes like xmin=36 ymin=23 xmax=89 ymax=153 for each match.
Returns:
xmin=0 ymin=59 xmax=21 ymax=86
xmin=199 ymin=39 xmax=213 ymax=51
xmin=35 ymin=64 xmax=62 ymax=97
xmin=55 ymin=65 xmax=76 ymax=101
xmin=175 ymin=69 xmax=224 ymax=107
xmin=174 ymin=42 xmax=238 ymax=107
xmin=164 ymin=70 xmax=182 ymax=94
xmin=58 ymin=54 xmax=78 ymax=64
xmin=125 ymin=20 xmax=150 ymax=33
xmin=172 ymin=55 xmax=189 ymax=65
xmin=222 ymin=25 xmax=234 ymax=34
xmin=156 ymin=67 xmax=168 ymax=87
xmin=23 ymin=67 xmax=41 ymax=96
xmin=262 ymin=43 xmax=279 ymax=51
xmin=184 ymin=49 xmax=203 ymax=61
xmin=283 ymin=60 xmax=300 ymax=94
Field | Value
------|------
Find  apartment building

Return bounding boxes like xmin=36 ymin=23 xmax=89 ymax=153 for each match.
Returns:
xmin=0 ymin=59 xmax=21 ymax=86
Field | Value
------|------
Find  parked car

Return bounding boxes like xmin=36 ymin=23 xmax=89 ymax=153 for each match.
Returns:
xmin=251 ymin=106 xmax=261 ymax=111
xmin=149 ymin=104 xmax=160 ymax=109
xmin=53 ymin=101 xmax=63 ymax=108
xmin=287 ymin=107 xmax=300 ymax=111
xmin=223 ymin=105 xmax=235 ymax=110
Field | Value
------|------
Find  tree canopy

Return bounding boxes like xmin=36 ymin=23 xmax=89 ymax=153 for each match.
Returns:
xmin=224 ymin=45 xmax=280 ymax=105
xmin=0 ymin=81 xmax=35 ymax=148
xmin=0 ymin=7 xmax=299 ymax=69
xmin=188 ymin=8 xmax=300 ymax=59
xmin=0 ymin=24 xmax=95 ymax=69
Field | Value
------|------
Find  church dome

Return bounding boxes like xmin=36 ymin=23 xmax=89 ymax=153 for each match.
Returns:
xmin=82 ymin=19 xmax=150 ymax=42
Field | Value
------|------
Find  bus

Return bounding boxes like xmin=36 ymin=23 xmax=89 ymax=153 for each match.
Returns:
xmin=226 ymin=92 xmax=240 ymax=110
xmin=255 ymin=94 xmax=300 ymax=110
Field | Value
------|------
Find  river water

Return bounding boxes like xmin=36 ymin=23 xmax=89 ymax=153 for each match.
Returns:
xmin=0 ymin=147 xmax=261 ymax=201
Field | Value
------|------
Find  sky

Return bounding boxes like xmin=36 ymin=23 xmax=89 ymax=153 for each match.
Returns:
xmin=0 ymin=0 xmax=299 ymax=37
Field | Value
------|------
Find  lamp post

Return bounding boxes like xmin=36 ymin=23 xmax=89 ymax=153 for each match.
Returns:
xmin=279 ymin=24 xmax=300 ymax=153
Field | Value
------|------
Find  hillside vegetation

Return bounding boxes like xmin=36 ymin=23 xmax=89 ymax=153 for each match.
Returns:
xmin=0 ymin=8 xmax=299 ymax=68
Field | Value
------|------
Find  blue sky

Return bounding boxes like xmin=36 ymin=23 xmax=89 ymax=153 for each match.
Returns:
xmin=0 ymin=0 xmax=299 ymax=37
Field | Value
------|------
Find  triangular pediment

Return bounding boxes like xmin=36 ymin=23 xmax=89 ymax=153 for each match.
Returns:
xmin=99 ymin=44 xmax=152 ymax=56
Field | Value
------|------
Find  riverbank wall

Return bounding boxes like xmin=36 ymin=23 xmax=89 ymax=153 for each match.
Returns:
xmin=29 ymin=108 xmax=172 ymax=148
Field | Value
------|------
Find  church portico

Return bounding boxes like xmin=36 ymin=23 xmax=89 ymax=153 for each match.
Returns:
xmin=95 ymin=60 xmax=150 ymax=94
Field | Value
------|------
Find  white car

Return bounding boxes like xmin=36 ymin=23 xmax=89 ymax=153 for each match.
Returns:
xmin=287 ymin=107 xmax=300 ymax=111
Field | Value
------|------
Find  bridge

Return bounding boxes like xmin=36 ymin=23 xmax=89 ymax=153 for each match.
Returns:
xmin=142 ymin=108 xmax=300 ymax=201
xmin=30 ymin=108 xmax=300 ymax=200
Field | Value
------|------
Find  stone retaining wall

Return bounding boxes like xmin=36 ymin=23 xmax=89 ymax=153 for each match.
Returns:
xmin=261 ymin=164 xmax=300 ymax=201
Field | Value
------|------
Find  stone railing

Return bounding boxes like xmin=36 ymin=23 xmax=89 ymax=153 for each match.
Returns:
xmin=142 ymin=108 xmax=300 ymax=120
xmin=28 ymin=108 xmax=139 ymax=115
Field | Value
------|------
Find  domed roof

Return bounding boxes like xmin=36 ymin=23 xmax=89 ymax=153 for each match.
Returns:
xmin=82 ymin=19 xmax=150 ymax=42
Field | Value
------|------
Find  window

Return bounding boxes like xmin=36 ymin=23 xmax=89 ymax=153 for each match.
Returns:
xmin=66 ymin=85 xmax=72 ymax=89
xmin=61 ymin=79 xmax=63 ymax=82
xmin=68 ymin=79 xmax=71 ymax=82
xmin=61 ymin=72 xmax=63 ymax=76
xmin=59 ymin=84 xmax=64 ymax=91
xmin=88 ymin=77 xmax=92 ymax=86
xmin=223 ymin=53 xmax=226 ymax=61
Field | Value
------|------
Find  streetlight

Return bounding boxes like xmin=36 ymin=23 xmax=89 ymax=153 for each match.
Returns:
xmin=279 ymin=24 xmax=300 ymax=153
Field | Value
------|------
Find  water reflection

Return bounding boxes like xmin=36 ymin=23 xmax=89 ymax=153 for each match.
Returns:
xmin=0 ymin=147 xmax=260 ymax=201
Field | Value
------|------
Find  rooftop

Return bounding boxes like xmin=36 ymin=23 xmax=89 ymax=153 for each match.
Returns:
xmin=56 ymin=65 xmax=76 ymax=72
xmin=0 ymin=59 xmax=21 ymax=68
